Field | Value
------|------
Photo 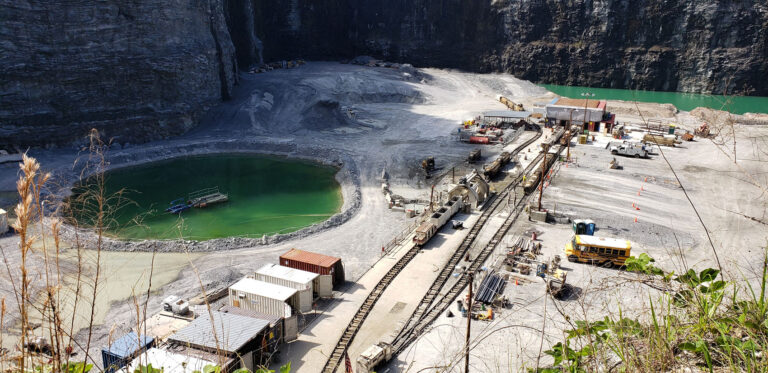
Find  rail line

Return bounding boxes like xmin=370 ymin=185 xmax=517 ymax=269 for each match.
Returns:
xmin=320 ymin=126 xmax=544 ymax=373
xmin=391 ymin=148 xmax=551 ymax=353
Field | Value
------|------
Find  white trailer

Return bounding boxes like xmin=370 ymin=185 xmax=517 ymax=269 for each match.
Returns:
xmin=228 ymin=277 xmax=298 ymax=318
xmin=255 ymin=264 xmax=318 ymax=313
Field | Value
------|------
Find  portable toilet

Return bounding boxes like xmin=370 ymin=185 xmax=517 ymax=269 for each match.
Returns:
xmin=572 ymin=219 xmax=586 ymax=235
xmin=585 ymin=220 xmax=596 ymax=235
xmin=101 ymin=332 xmax=155 ymax=373
xmin=0 ymin=208 xmax=7 ymax=233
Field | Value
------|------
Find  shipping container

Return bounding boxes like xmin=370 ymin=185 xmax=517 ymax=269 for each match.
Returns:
xmin=229 ymin=278 xmax=298 ymax=318
xmin=279 ymin=249 xmax=345 ymax=287
xmin=101 ymin=332 xmax=154 ymax=373
xmin=255 ymin=264 xmax=317 ymax=313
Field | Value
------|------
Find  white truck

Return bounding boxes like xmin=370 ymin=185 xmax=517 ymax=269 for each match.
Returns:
xmin=609 ymin=141 xmax=648 ymax=158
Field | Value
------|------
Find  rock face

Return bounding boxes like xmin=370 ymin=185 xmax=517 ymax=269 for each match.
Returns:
xmin=241 ymin=0 xmax=767 ymax=96
xmin=0 ymin=0 xmax=237 ymax=147
xmin=1 ymin=0 xmax=766 ymax=146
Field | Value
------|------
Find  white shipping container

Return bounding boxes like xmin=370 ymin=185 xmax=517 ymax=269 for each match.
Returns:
xmin=229 ymin=278 xmax=297 ymax=318
xmin=255 ymin=264 xmax=317 ymax=313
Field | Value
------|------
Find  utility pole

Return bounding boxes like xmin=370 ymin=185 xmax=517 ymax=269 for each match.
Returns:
xmin=580 ymin=92 xmax=594 ymax=134
xmin=465 ymin=272 xmax=474 ymax=373
xmin=566 ymin=110 xmax=573 ymax=161
xmin=452 ymin=166 xmax=455 ymax=183
xmin=538 ymin=143 xmax=550 ymax=211
xmin=429 ymin=185 xmax=434 ymax=212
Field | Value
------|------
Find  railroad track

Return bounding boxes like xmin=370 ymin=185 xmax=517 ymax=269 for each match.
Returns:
xmin=321 ymin=127 xmax=544 ymax=373
xmin=391 ymin=148 xmax=550 ymax=353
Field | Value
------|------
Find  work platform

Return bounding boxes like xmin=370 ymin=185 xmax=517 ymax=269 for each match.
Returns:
xmin=188 ymin=186 xmax=229 ymax=208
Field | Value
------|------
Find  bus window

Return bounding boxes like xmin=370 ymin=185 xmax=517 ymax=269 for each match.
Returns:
xmin=589 ymin=247 xmax=597 ymax=253
xmin=598 ymin=248 xmax=605 ymax=254
xmin=620 ymin=250 xmax=626 ymax=256
xmin=612 ymin=249 xmax=619 ymax=256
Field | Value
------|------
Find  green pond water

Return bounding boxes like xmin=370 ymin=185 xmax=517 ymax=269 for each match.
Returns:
xmin=72 ymin=154 xmax=342 ymax=241
xmin=541 ymin=84 xmax=768 ymax=115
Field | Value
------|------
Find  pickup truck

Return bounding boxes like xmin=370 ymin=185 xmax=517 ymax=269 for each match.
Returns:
xmin=609 ymin=141 xmax=648 ymax=158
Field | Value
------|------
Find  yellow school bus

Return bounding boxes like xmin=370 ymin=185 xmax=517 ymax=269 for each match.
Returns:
xmin=564 ymin=235 xmax=631 ymax=268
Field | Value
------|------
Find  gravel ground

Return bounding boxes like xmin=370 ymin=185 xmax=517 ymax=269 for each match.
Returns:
xmin=393 ymin=124 xmax=768 ymax=372
xmin=0 ymin=62 xmax=552 ymax=365
xmin=2 ymin=62 xmax=764 ymax=371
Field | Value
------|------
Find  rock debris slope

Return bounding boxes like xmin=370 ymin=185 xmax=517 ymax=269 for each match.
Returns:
xmin=1 ymin=0 xmax=766 ymax=146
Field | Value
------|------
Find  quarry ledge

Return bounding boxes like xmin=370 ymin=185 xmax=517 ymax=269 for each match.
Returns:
xmin=58 ymin=138 xmax=361 ymax=253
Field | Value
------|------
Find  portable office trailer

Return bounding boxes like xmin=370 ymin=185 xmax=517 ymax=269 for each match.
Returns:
xmin=545 ymin=98 xmax=608 ymax=128
xmin=228 ymin=278 xmax=298 ymax=318
xmin=255 ymin=264 xmax=318 ymax=313
xmin=280 ymin=249 xmax=345 ymax=290
xmin=101 ymin=332 xmax=155 ymax=373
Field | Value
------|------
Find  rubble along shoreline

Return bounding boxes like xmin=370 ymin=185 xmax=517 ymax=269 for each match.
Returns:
xmin=57 ymin=138 xmax=361 ymax=252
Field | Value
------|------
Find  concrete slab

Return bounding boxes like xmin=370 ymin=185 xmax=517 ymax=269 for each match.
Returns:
xmin=343 ymin=211 xmax=481 ymax=371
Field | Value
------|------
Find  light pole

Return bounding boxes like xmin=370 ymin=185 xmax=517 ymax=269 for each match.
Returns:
xmin=538 ymin=143 xmax=550 ymax=212
xmin=465 ymin=271 xmax=474 ymax=373
xmin=580 ymin=92 xmax=595 ymax=134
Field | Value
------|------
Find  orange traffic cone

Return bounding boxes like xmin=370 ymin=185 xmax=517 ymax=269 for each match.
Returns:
xmin=635 ymin=204 xmax=640 ymax=211
xmin=632 ymin=202 xmax=636 ymax=208
xmin=644 ymin=177 xmax=647 ymax=182
xmin=634 ymin=217 xmax=638 ymax=223
xmin=515 ymin=279 xmax=519 ymax=286
xmin=637 ymin=191 xmax=641 ymax=196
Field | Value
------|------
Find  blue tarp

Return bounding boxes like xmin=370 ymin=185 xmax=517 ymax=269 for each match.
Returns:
xmin=102 ymin=332 xmax=154 ymax=373
xmin=104 ymin=332 xmax=154 ymax=358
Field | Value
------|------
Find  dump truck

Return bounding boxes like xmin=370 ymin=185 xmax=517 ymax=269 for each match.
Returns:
xmin=609 ymin=141 xmax=648 ymax=158
xmin=357 ymin=342 xmax=392 ymax=373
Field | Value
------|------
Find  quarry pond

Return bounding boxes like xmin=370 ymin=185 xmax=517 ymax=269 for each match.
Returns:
xmin=542 ymin=84 xmax=768 ymax=114
xmin=71 ymin=154 xmax=343 ymax=241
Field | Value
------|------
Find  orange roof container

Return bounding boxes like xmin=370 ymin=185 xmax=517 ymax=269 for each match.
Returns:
xmin=279 ymin=249 xmax=345 ymax=287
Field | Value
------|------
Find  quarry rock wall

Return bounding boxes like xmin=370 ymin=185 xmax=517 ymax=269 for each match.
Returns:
xmin=1 ymin=0 xmax=766 ymax=146
xmin=246 ymin=0 xmax=767 ymax=96
xmin=0 ymin=0 xmax=237 ymax=147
